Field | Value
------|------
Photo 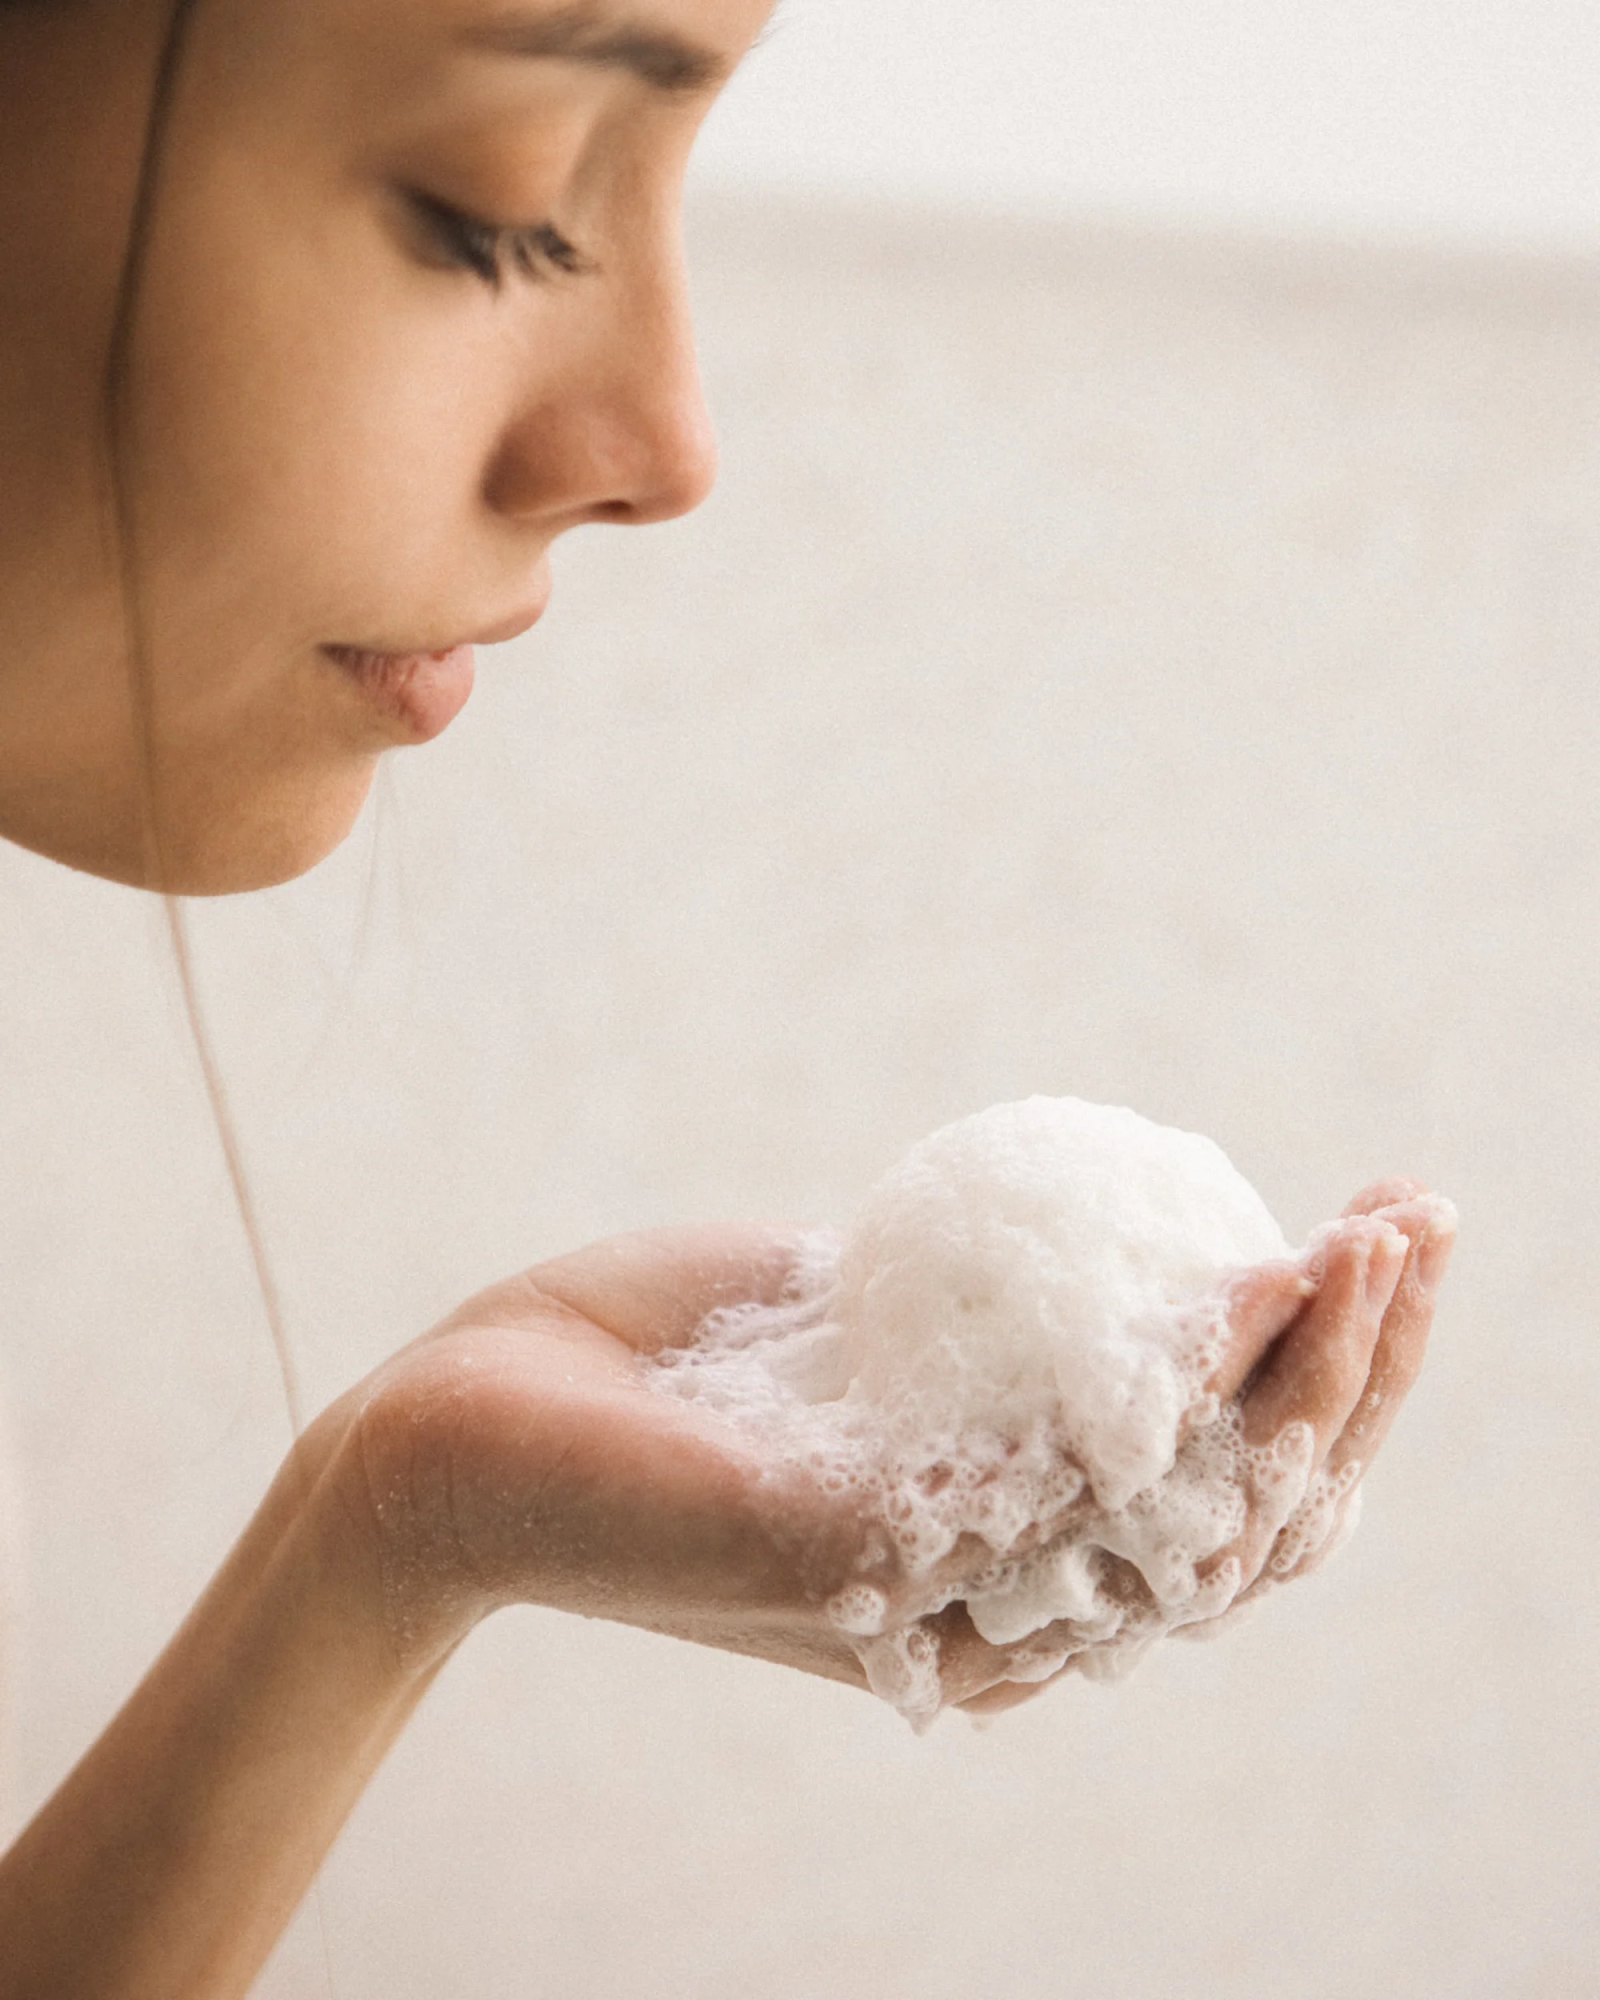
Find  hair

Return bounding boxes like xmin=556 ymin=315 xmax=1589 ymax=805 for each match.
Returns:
xmin=0 ymin=0 xmax=311 ymax=1433
xmin=6 ymin=14 xmax=352 ymax=1990
xmin=97 ymin=0 xmax=308 ymax=1436
xmin=2 ymin=10 xmax=337 ymax=1984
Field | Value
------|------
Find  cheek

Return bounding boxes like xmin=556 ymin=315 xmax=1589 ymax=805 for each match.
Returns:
xmin=128 ymin=148 xmax=508 ymax=650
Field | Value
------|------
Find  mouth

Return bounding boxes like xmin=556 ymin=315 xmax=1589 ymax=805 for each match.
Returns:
xmin=322 ymin=580 xmax=551 ymax=743
xmin=320 ymin=642 xmax=478 ymax=742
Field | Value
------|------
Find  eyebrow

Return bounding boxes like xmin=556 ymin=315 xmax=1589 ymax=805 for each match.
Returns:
xmin=456 ymin=4 xmax=731 ymax=94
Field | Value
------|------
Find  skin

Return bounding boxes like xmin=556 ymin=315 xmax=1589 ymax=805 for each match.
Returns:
xmin=0 ymin=0 xmax=731 ymax=888
xmin=0 ymin=0 xmax=1456 ymax=1992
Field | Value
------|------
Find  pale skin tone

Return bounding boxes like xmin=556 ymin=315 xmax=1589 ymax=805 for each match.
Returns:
xmin=0 ymin=0 xmax=1455 ymax=1993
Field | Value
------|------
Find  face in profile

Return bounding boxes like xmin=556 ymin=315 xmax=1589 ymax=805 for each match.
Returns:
xmin=0 ymin=0 xmax=770 ymax=893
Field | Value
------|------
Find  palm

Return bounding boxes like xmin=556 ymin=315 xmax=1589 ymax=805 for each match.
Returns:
xmin=351 ymin=1225 xmax=883 ymax=1687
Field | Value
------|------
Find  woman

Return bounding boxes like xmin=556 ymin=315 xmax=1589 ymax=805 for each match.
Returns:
xmin=0 ymin=1 xmax=1454 ymax=1993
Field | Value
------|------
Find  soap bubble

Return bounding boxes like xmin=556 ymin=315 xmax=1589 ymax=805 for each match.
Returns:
xmin=649 ymin=1097 xmax=1357 ymax=1724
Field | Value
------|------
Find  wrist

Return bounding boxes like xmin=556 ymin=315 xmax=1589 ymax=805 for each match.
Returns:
xmin=313 ymin=1344 xmax=502 ymax=1677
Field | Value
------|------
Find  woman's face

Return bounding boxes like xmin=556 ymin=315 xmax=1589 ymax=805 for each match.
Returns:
xmin=0 ymin=0 xmax=769 ymax=892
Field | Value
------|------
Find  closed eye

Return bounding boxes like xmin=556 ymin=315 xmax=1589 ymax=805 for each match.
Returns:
xmin=404 ymin=188 xmax=594 ymax=290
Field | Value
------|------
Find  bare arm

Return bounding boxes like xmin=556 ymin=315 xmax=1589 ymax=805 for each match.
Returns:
xmin=0 ymin=1227 xmax=876 ymax=2000
xmin=0 ymin=1413 xmax=438 ymax=2000
xmin=0 ymin=1206 xmax=1450 ymax=1994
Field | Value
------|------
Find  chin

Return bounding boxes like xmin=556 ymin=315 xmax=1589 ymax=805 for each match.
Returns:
xmin=3 ymin=748 xmax=381 ymax=894
xmin=133 ymin=759 xmax=380 ymax=895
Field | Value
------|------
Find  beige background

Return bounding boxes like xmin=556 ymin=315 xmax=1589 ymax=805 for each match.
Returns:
xmin=695 ymin=0 xmax=1600 ymax=251
xmin=1 ymin=198 xmax=1597 ymax=1997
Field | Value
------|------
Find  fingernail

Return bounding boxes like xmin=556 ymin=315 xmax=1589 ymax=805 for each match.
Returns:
xmin=1416 ymin=1226 xmax=1456 ymax=1294
xmin=1366 ymin=1229 xmax=1406 ymax=1310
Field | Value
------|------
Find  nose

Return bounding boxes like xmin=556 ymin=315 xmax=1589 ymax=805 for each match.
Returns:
xmin=482 ymin=246 xmax=719 ymax=531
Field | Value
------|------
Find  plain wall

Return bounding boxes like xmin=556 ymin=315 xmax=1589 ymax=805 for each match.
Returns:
xmin=693 ymin=0 xmax=1600 ymax=251
xmin=2 ymin=199 xmax=1596 ymax=1997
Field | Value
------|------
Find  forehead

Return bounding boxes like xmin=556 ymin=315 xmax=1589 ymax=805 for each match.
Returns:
xmin=197 ymin=0 xmax=778 ymax=158
xmin=302 ymin=0 xmax=776 ymax=88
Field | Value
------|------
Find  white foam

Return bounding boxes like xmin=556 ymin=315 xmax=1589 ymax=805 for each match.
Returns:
xmin=650 ymin=1097 xmax=1361 ymax=1724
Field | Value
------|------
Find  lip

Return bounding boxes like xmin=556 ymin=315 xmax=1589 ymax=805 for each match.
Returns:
xmin=321 ymin=642 xmax=478 ymax=741
xmin=320 ymin=590 xmax=551 ymax=742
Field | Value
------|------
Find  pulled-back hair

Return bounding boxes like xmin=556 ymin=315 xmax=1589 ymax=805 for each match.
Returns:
xmin=3 ymin=0 xmax=305 ymax=1427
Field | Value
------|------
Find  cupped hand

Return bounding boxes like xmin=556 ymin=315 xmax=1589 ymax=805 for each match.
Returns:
xmin=326 ymin=1225 xmax=953 ymax=1690
xmin=949 ymin=1180 xmax=1457 ymax=1716
xmin=325 ymin=1186 xmax=1454 ymax=1722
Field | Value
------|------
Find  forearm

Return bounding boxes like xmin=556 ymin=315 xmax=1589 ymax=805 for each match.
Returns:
xmin=0 ymin=1412 xmax=450 ymax=2000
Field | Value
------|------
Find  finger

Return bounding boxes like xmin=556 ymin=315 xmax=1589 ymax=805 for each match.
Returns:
xmin=935 ymin=1602 xmax=1085 ymax=1711
xmin=1321 ymin=1193 xmax=1457 ymax=1481
xmin=1204 ymin=1259 xmax=1316 ymax=1412
xmin=955 ymin=1660 xmax=1076 ymax=1717
xmin=1252 ymin=1465 xmax=1365 ymax=1592
xmin=1202 ymin=1424 xmax=1317 ymax=1592
xmin=1240 ymin=1217 xmax=1406 ymax=1461
xmin=1343 ymin=1177 xmax=1430 ymax=1217
xmin=919 ymin=1501 xmax=1099 ymax=1613
xmin=917 ymin=1602 xmax=1060 ymax=1709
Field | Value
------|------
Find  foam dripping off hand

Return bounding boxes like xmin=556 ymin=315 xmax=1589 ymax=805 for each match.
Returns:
xmin=649 ymin=1097 xmax=1452 ymax=1727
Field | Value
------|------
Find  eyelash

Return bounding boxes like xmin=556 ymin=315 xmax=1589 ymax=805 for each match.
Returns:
xmin=406 ymin=189 xmax=592 ymax=290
